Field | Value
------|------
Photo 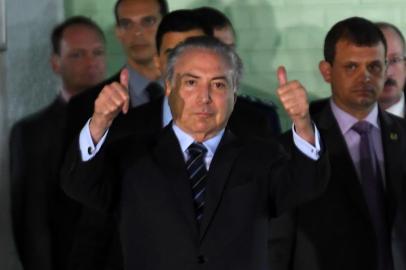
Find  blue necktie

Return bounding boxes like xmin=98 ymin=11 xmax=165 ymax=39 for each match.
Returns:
xmin=352 ymin=121 xmax=393 ymax=270
xmin=186 ymin=142 xmax=208 ymax=223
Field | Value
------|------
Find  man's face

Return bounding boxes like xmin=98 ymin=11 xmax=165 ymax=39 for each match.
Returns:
xmin=51 ymin=24 xmax=106 ymax=96
xmin=115 ymin=0 xmax=162 ymax=67
xmin=320 ymin=40 xmax=386 ymax=116
xmin=166 ymin=48 xmax=236 ymax=141
xmin=379 ymin=28 xmax=406 ymax=108
xmin=155 ymin=29 xmax=205 ymax=75
xmin=214 ymin=26 xmax=235 ymax=48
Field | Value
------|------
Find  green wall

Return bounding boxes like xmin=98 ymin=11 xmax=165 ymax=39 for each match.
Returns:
xmin=65 ymin=0 xmax=406 ymax=130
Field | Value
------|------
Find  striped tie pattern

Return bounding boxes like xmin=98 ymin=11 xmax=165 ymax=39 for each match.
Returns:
xmin=186 ymin=142 xmax=208 ymax=223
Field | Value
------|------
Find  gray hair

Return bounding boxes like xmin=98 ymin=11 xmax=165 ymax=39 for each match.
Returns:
xmin=165 ymin=36 xmax=243 ymax=92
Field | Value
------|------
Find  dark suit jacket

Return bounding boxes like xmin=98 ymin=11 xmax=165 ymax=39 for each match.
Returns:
xmin=61 ymin=122 xmax=328 ymax=270
xmin=270 ymin=99 xmax=406 ymax=270
xmin=10 ymin=97 xmax=120 ymax=270
xmin=64 ymin=73 xmax=281 ymax=269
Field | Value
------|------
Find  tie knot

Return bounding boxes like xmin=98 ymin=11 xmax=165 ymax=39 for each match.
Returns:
xmin=188 ymin=142 xmax=207 ymax=158
xmin=352 ymin=121 xmax=372 ymax=135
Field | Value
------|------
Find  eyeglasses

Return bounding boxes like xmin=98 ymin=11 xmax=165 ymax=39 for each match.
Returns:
xmin=386 ymin=56 xmax=406 ymax=66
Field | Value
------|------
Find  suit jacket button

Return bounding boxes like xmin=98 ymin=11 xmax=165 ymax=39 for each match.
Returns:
xmin=197 ymin=255 xmax=207 ymax=264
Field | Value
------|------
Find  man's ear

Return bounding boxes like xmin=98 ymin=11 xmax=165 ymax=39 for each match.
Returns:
xmin=319 ymin=60 xmax=332 ymax=83
xmin=165 ymin=79 xmax=171 ymax=97
xmin=115 ymin=26 xmax=123 ymax=42
xmin=50 ymin=54 xmax=61 ymax=74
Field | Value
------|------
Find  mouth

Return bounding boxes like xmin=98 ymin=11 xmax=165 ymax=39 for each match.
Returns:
xmin=195 ymin=112 xmax=214 ymax=118
xmin=384 ymin=78 xmax=397 ymax=88
xmin=130 ymin=44 xmax=149 ymax=50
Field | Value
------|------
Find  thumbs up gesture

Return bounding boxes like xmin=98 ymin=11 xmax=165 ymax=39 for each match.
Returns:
xmin=89 ymin=69 xmax=130 ymax=144
xmin=276 ymin=66 xmax=315 ymax=144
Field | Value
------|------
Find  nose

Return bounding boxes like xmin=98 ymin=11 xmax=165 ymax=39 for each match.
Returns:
xmin=131 ymin=24 xmax=143 ymax=36
xmin=361 ymin=66 xmax=372 ymax=82
xmin=386 ymin=62 xmax=395 ymax=77
xmin=198 ymin=84 xmax=211 ymax=104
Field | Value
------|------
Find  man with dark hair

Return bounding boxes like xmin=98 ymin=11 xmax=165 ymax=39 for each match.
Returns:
xmin=113 ymin=0 xmax=168 ymax=25
xmin=194 ymin=6 xmax=235 ymax=47
xmin=61 ymin=35 xmax=327 ymax=270
xmin=68 ymin=0 xmax=169 ymax=137
xmin=273 ymin=17 xmax=406 ymax=270
xmin=376 ymin=22 xmax=406 ymax=117
xmin=10 ymin=16 xmax=107 ymax=270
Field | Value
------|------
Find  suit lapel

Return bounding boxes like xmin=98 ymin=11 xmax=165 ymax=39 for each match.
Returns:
xmin=379 ymin=111 xmax=403 ymax=226
xmin=152 ymin=127 xmax=199 ymax=236
xmin=313 ymin=102 xmax=371 ymax=221
xmin=200 ymin=131 xmax=242 ymax=240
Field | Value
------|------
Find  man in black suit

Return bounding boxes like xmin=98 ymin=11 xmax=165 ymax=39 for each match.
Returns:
xmin=376 ymin=22 xmax=406 ymax=118
xmin=272 ymin=17 xmax=406 ymax=270
xmin=61 ymin=36 xmax=327 ymax=270
xmin=9 ymin=16 xmax=109 ymax=270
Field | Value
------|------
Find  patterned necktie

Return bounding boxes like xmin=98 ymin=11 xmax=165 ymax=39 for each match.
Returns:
xmin=352 ymin=121 xmax=393 ymax=270
xmin=186 ymin=142 xmax=208 ymax=223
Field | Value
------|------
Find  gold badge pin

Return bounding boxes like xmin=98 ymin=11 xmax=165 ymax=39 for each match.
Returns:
xmin=390 ymin=133 xmax=398 ymax=140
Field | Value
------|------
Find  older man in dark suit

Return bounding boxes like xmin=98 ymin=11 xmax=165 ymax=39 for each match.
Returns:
xmin=271 ymin=17 xmax=406 ymax=270
xmin=61 ymin=36 xmax=328 ymax=270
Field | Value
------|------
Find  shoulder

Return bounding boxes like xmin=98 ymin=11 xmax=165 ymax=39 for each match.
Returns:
xmin=380 ymin=110 xmax=406 ymax=134
xmin=69 ymin=72 xmax=120 ymax=108
xmin=309 ymin=98 xmax=330 ymax=117
xmin=229 ymin=95 xmax=281 ymax=138
xmin=11 ymin=98 xmax=64 ymax=132
xmin=235 ymin=94 xmax=278 ymax=114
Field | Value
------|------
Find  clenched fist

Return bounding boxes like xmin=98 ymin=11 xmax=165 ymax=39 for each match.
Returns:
xmin=89 ymin=69 xmax=130 ymax=143
xmin=276 ymin=66 xmax=315 ymax=145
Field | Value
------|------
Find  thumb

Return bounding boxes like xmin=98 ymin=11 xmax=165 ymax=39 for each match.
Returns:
xmin=277 ymin=66 xmax=288 ymax=86
xmin=120 ymin=68 xmax=130 ymax=114
xmin=120 ymin=68 xmax=129 ymax=90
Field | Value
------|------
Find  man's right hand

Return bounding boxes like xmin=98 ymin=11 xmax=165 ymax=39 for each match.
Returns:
xmin=89 ymin=69 xmax=130 ymax=144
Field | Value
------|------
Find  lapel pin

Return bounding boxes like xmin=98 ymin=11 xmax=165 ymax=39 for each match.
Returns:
xmin=390 ymin=133 xmax=398 ymax=140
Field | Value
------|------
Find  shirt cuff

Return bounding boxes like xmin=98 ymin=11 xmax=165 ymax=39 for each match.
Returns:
xmin=292 ymin=123 xmax=321 ymax=160
xmin=79 ymin=118 xmax=109 ymax=161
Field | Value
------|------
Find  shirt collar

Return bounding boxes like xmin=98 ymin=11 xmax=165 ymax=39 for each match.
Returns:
xmin=126 ymin=64 xmax=151 ymax=96
xmin=330 ymin=98 xmax=380 ymax=134
xmin=59 ymin=88 xmax=71 ymax=103
xmin=385 ymin=91 xmax=405 ymax=118
xmin=172 ymin=123 xmax=224 ymax=158
xmin=162 ymin=96 xmax=172 ymax=127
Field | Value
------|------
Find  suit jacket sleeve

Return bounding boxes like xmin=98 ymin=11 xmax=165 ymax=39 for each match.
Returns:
xmin=61 ymin=137 xmax=121 ymax=214
xmin=269 ymin=131 xmax=329 ymax=216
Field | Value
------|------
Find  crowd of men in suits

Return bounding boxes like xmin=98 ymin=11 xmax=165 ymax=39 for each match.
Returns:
xmin=9 ymin=0 xmax=406 ymax=269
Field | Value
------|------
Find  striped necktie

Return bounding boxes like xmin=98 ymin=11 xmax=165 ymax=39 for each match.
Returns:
xmin=186 ymin=142 xmax=208 ymax=223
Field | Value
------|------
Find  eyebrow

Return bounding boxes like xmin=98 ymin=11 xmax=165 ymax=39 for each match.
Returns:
xmin=164 ymin=48 xmax=174 ymax=55
xmin=180 ymin=73 xmax=200 ymax=79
